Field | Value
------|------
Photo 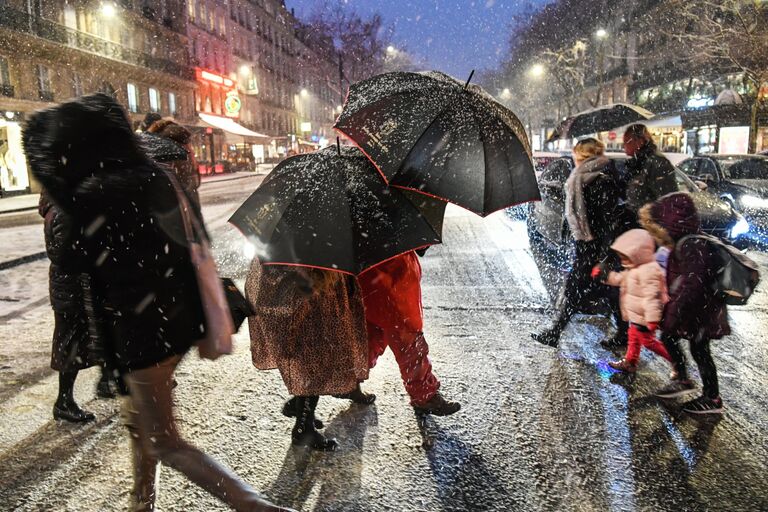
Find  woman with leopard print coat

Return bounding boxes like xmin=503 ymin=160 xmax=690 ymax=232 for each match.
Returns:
xmin=246 ymin=261 xmax=371 ymax=451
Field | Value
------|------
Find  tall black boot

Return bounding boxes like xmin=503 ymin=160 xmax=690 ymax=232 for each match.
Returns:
xmin=291 ymin=396 xmax=338 ymax=451
xmin=96 ymin=365 xmax=117 ymax=399
xmin=53 ymin=371 xmax=95 ymax=423
xmin=282 ymin=396 xmax=324 ymax=429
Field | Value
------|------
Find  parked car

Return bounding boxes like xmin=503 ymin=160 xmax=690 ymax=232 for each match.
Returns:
xmin=678 ymin=154 xmax=768 ymax=243
xmin=506 ymin=151 xmax=565 ymax=221
xmin=526 ymin=153 xmax=748 ymax=302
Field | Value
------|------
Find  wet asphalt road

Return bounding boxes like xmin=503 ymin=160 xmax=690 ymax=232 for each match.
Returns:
xmin=1 ymin=174 xmax=768 ymax=511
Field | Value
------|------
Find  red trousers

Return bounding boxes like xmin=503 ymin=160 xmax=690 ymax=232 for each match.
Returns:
xmin=359 ymin=252 xmax=440 ymax=405
xmin=625 ymin=324 xmax=672 ymax=366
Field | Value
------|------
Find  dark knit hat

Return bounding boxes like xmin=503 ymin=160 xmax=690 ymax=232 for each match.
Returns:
xmin=649 ymin=192 xmax=700 ymax=241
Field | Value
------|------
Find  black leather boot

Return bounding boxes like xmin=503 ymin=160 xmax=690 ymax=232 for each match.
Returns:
xmin=291 ymin=396 xmax=338 ymax=451
xmin=282 ymin=396 xmax=324 ymax=429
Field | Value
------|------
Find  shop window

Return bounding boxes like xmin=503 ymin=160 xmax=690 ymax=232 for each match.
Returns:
xmin=168 ymin=92 xmax=177 ymax=116
xmin=149 ymin=87 xmax=161 ymax=113
xmin=188 ymin=0 xmax=196 ymax=21
xmin=36 ymin=65 xmax=53 ymax=102
xmin=127 ymin=83 xmax=139 ymax=113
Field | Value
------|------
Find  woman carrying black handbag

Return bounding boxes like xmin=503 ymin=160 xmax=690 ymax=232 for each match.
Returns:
xmin=24 ymin=94 xmax=293 ymax=512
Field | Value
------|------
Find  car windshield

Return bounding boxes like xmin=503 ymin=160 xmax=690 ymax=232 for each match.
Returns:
xmin=718 ymin=157 xmax=768 ymax=180
xmin=674 ymin=169 xmax=698 ymax=193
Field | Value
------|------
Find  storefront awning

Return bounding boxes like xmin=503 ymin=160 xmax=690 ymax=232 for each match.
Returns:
xmin=198 ymin=113 xmax=272 ymax=144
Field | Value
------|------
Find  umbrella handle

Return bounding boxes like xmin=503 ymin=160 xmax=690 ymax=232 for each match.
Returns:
xmin=336 ymin=136 xmax=341 ymax=156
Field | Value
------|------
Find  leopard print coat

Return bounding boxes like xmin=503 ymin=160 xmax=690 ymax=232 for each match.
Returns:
xmin=245 ymin=261 xmax=369 ymax=396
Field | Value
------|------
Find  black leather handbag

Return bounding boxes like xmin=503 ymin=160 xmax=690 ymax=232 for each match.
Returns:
xmin=220 ymin=277 xmax=254 ymax=331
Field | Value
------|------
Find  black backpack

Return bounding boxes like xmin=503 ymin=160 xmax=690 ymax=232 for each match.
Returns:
xmin=675 ymin=234 xmax=760 ymax=305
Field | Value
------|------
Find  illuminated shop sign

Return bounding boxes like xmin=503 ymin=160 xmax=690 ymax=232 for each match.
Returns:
xmin=196 ymin=68 xmax=235 ymax=89
xmin=224 ymin=90 xmax=242 ymax=117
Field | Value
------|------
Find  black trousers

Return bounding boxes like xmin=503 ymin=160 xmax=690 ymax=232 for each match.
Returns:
xmin=661 ymin=333 xmax=720 ymax=399
xmin=553 ymin=240 xmax=627 ymax=338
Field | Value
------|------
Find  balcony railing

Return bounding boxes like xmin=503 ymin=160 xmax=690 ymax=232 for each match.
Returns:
xmin=0 ymin=6 xmax=194 ymax=80
xmin=0 ymin=84 xmax=13 ymax=97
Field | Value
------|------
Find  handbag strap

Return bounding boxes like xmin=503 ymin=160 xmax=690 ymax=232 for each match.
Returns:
xmin=165 ymin=169 xmax=205 ymax=245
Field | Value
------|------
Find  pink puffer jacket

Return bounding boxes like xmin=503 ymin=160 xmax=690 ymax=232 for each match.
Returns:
xmin=605 ymin=229 xmax=668 ymax=326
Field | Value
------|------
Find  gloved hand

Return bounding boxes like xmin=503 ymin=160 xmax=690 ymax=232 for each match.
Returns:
xmin=591 ymin=263 xmax=609 ymax=282
xmin=647 ymin=322 xmax=659 ymax=332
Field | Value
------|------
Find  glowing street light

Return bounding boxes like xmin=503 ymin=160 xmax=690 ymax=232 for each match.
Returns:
xmin=300 ymin=88 xmax=309 ymax=98
xmin=500 ymin=88 xmax=512 ymax=100
xmin=595 ymin=28 xmax=608 ymax=39
xmin=101 ymin=2 xmax=116 ymax=17
xmin=386 ymin=45 xmax=397 ymax=55
xmin=336 ymin=105 xmax=343 ymax=113
xmin=529 ymin=64 xmax=545 ymax=78
xmin=239 ymin=65 xmax=251 ymax=77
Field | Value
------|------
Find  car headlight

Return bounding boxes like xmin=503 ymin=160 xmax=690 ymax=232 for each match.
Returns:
xmin=740 ymin=195 xmax=768 ymax=209
xmin=730 ymin=216 xmax=750 ymax=238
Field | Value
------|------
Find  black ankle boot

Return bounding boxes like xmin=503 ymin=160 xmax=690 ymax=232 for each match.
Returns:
xmin=333 ymin=383 xmax=376 ymax=405
xmin=53 ymin=400 xmax=95 ymax=423
xmin=291 ymin=396 xmax=338 ymax=451
xmin=282 ymin=396 xmax=324 ymax=429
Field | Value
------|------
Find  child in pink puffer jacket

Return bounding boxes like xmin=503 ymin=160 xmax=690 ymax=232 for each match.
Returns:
xmin=592 ymin=229 xmax=674 ymax=373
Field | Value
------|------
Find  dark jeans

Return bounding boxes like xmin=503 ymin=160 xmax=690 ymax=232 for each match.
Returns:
xmin=661 ymin=333 xmax=720 ymax=399
xmin=552 ymin=240 xmax=627 ymax=339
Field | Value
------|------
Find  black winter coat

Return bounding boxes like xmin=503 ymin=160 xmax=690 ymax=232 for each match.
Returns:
xmin=624 ymin=144 xmax=678 ymax=214
xmin=581 ymin=161 xmax=622 ymax=247
xmin=24 ymin=94 xmax=206 ymax=373
xmin=39 ymin=194 xmax=83 ymax=315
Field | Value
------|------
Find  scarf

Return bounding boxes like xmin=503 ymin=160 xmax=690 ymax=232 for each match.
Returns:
xmin=565 ymin=155 xmax=609 ymax=242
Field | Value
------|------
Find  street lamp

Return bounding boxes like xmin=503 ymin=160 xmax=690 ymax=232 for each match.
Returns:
xmin=386 ymin=45 xmax=397 ymax=55
xmin=101 ymin=2 xmax=116 ymax=17
xmin=595 ymin=28 xmax=608 ymax=39
xmin=300 ymin=88 xmax=309 ymax=98
xmin=239 ymin=65 xmax=251 ymax=77
xmin=336 ymin=105 xmax=343 ymax=113
xmin=529 ymin=64 xmax=545 ymax=78
xmin=500 ymin=88 xmax=512 ymax=100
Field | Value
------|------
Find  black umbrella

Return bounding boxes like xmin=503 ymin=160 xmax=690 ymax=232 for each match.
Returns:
xmin=138 ymin=132 xmax=188 ymax=162
xmin=334 ymin=71 xmax=539 ymax=217
xmin=228 ymin=145 xmax=446 ymax=275
xmin=546 ymin=103 xmax=654 ymax=143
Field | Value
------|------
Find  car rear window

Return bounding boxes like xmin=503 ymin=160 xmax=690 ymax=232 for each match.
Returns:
xmin=719 ymin=158 xmax=768 ymax=180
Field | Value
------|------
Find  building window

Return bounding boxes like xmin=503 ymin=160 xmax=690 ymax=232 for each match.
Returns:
xmin=127 ymin=83 xmax=139 ymax=113
xmin=188 ymin=0 xmax=196 ymax=21
xmin=168 ymin=92 xmax=177 ymax=115
xmin=36 ymin=64 xmax=53 ymax=101
xmin=72 ymin=73 xmax=83 ymax=97
xmin=149 ymin=87 xmax=161 ymax=112
xmin=0 ymin=56 xmax=10 ymax=86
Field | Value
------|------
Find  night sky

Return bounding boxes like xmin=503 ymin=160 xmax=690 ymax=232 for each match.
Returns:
xmin=285 ymin=0 xmax=552 ymax=78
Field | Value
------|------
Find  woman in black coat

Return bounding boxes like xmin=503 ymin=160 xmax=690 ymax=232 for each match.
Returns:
xmin=532 ymin=138 xmax=626 ymax=348
xmin=39 ymin=193 xmax=117 ymax=422
xmin=24 ymin=94 xmax=292 ymax=512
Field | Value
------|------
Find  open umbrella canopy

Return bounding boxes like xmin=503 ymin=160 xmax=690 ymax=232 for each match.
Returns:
xmin=546 ymin=103 xmax=654 ymax=143
xmin=228 ymin=145 xmax=446 ymax=275
xmin=334 ymin=71 xmax=539 ymax=217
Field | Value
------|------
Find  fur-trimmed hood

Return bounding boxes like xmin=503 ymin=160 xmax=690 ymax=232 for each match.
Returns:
xmin=23 ymin=94 xmax=157 ymax=208
xmin=639 ymin=192 xmax=700 ymax=247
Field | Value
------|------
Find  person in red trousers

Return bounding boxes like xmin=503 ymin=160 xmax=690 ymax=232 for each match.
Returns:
xmin=358 ymin=250 xmax=460 ymax=415
xmin=592 ymin=229 xmax=675 ymax=375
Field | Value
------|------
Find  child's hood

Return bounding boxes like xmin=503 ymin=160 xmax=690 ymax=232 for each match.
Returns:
xmin=611 ymin=229 xmax=656 ymax=266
